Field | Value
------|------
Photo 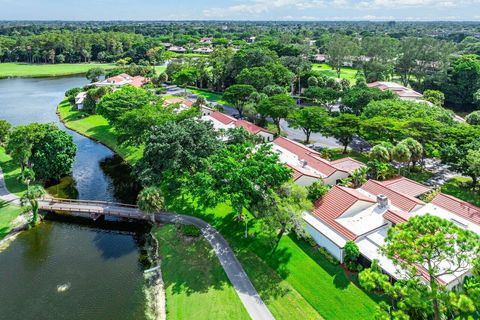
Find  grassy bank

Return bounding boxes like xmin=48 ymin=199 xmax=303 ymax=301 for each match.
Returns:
xmin=0 ymin=204 xmax=23 ymax=240
xmin=57 ymin=100 xmax=143 ymax=163
xmin=0 ymin=63 xmax=117 ymax=78
xmin=154 ymin=224 xmax=250 ymax=320
xmin=58 ymin=99 xmax=378 ymax=319
xmin=0 ymin=146 xmax=27 ymax=196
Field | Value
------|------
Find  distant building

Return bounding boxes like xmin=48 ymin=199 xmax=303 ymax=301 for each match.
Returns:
xmin=164 ymin=97 xmax=194 ymax=112
xmin=368 ymin=81 xmax=423 ymax=101
xmin=193 ymin=47 xmax=213 ymax=54
xmin=313 ymin=54 xmax=326 ymax=63
xmin=168 ymin=46 xmax=187 ymax=53
xmin=200 ymin=37 xmax=213 ymax=44
xmin=75 ymin=92 xmax=87 ymax=110
xmin=94 ymin=73 xmax=147 ymax=88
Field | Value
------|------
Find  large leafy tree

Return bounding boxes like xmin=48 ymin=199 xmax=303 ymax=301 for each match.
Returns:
xmin=85 ymin=67 xmax=105 ymax=82
xmin=115 ymin=104 xmax=175 ymax=145
xmin=287 ymin=107 xmax=328 ymax=143
xmin=135 ymin=119 xmax=221 ymax=188
xmin=192 ymin=143 xmax=292 ymax=236
xmin=325 ymin=113 xmax=361 ymax=153
xmin=341 ymin=87 xmax=396 ymax=116
xmin=325 ymin=34 xmax=359 ymax=78
xmin=444 ymin=54 xmax=480 ymax=111
xmin=441 ymin=139 xmax=480 ymax=189
xmin=361 ymin=36 xmax=399 ymax=82
xmin=29 ymin=129 xmax=77 ymax=181
xmin=96 ymin=86 xmax=157 ymax=124
xmin=382 ymin=214 xmax=480 ymax=320
xmin=6 ymin=123 xmax=76 ymax=181
xmin=253 ymin=182 xmax=312 ymax=250
xmin=256 ymin=94 xmax=294 ymax=134
xmin=223 ymin=84 xmax=257 ymax=118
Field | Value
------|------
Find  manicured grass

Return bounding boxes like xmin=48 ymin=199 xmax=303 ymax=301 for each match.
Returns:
xmin=312 ymin=63 xmax=359 ymax=84
xmin=403 ymin=169 xmax=434 ymax=184
xmin=0 ymin=146 xmax=27 ymax=196
xmin=0 ymin=204 xmax=23 ymax=240
xmin=172 ymin=200 xmax=378 ymax=320
xmin=154 ymin=224 xmax=250 ymax=320
xmin=57 ymin=100 xmax=143 ymax=163
xmin=442 ymin=176 xmax=480 ymax=207
xmin=188 ymin=88 xmax=229 ymax=105
xmin=0 ymin=62 xmax=116 ymax=78
xmin=60 ymin=103 xmax=378 ymax=319
xmin=155 ymin=65 xmax=167 ymax=74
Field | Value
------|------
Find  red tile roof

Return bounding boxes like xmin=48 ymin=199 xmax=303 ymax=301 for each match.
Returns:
xmin=431 ymin=193 xmax=480 ymax=226
xmin=130 ymin=76 xmax=147 ymax=87
xmin=312 ymin=186 xmax=376 ymax=240
xmin=380 ymin=176 xmax=431 ymax=198
xmin=210 ymin=111 xmax=236 ymax=125
xmin=286 ymin=164 xmax=321 ymax=181
xmin=164 ymin=97 xmax=193 ymax=107
xmin=361 ymin=180 xmax=424 ymax=212
xmin=235 ymin=120 xmax=272 ymax=135
xmin=330 ymin=157 xmax=365 ymax=174
xmin=384 ymin=209 xmax=410 ymax=224
xmin=273 ymin=137 xmax=338 ymax=177
xmin=368 ymin=81 xmax=423 ymax=99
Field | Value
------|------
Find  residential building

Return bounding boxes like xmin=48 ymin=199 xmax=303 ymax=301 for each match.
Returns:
xmin=168 ymin=46 xmax=187 ymax=53
xmin=304 ymin=176 xmax=480 ymax=289
xmin=368 ymin=81 xmax=423 ymax=101
xmin=200 ymin=37 xmax=213 ymax=44
xmin=235 ymin=120 xmax=274 ymax=142
xmin=94 ymin=73 xmax=147 ymax=88
xmin=193 ymin=47 xmax=213 ymax=54
xmin=271 ymin=137 xmax=365 ymax=186
xmin=75 ymin=92 xmax=87 ymax=110
xmin=164 ymin=97 xmax=193 ymax=112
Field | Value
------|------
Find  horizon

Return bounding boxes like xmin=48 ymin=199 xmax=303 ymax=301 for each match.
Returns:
xmin=1 ymin=0 xmax=479 ymax=21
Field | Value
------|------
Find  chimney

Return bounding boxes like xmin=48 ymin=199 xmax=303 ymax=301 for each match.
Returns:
xmin=377 ymin=194 xmax=389 ymax=209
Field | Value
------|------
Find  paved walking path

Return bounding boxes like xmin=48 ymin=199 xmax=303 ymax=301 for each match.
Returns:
xmin=0 ymin=169 xmax=275 ymax=320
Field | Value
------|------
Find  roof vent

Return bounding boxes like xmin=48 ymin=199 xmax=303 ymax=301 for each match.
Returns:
xmin=300 ymin=159 xmax=308 ymax=168
xmin=377 ymin=194 xmax=389 ymax=209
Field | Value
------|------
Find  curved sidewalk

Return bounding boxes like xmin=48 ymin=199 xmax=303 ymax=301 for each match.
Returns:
xmin=156 ymin=213 xmax=275 ymax=320
xmin=0 ymin=169 xmax=275 ymax=320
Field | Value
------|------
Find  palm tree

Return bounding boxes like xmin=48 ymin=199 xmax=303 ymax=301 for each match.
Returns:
xmin=20 ymin=184 xmax=45 ymax=225
xmin=17 ymin=168 xmax=35 ymax=187
xmin=137 ymin=187 xmax=165 ymax=223
xmin=350 ymin=167 xmax=368 ymax=188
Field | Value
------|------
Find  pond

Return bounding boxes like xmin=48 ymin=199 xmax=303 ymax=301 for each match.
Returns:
xmin=0 ymin=76 xmax=147 ymax=319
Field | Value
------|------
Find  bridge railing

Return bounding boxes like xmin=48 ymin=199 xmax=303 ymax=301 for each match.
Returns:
xmin=41 ymin=197 xmax=138 ymax=209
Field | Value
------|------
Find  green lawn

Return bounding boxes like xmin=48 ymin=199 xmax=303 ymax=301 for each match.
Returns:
xmin=0 ymin=203 xmax=23 ymax=240
xmin=188 ymin=88 xmax=229 ymax=105
xmin=58 ymin=99 xmax=378 ymax=319
xmin=57 ymin=100 xmax=143 ymax=163
xmin=0 ymin=146 xmax=27 ymax=196
xmin=312 ymin=63 xmax=359 ymax=84
xmin=171 ymin=200 xmax=378 ymax=320
xmin=155 ymin=65 xmax=167 ymax=74
xmin=0 ymin=63 xmax=116 ymax=78
xmin=154 ymin=224 xmax=250 ymax=320
xmin=442 ymin=176 xmax=480 ymax=207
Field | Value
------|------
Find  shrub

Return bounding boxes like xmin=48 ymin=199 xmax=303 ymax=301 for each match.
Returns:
xmin=317 ymin=246 xmax=340 ymax=265
xmin=307 ymin=180 xmax=331 ymax=202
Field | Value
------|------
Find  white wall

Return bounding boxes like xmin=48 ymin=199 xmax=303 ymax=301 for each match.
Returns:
xmin=296 ymin=175 xmax=319 ymax=187
xmin=306 ymin=223 xmax=344 ymax=263
xmin=324 ymin=171 xmax=349 ymax=185
xmin=258 ymin=131 xmax=274 ymax=142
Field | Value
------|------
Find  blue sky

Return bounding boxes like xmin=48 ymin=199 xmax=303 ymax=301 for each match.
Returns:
xmin=0 ymin=0 xmax=479 ymax=21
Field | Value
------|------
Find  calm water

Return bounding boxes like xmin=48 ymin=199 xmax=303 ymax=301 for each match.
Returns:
xmin=0 ymin=77 xmax=147 ymax=319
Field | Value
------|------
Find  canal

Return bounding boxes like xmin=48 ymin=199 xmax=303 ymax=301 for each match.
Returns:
xmin=0 ymin=77 xmax=148 ymax=319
